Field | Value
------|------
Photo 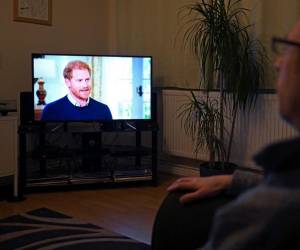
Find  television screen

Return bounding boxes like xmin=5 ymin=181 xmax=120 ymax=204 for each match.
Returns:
xmin=32 ymin=53 xmax=152 ymax=122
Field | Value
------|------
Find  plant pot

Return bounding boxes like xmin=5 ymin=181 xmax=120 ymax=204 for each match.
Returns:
xmin=199 ymin=161 xmax=237 ymax=177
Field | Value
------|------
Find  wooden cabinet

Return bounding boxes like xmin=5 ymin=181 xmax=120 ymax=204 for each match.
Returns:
xmin=0 ymin=115 xmax=18 ymax=198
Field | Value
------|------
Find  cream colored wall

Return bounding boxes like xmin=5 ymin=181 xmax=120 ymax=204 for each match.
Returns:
xmin=114 ymin=0 xmax=300 ymax=89
xmin=1 ymin=0 xmax=299 ymax=99
xmin=115 ymin=0 xmax=198 ymax=88
xmin=243 ymin=0 xmax=300 ymax=88
xmin=260 ymin=0 xmax=300 ymax=64
xmin=0 ymin=0 xmax=112 ymax=101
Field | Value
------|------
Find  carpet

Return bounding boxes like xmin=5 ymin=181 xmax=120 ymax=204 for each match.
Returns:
xmin=0 ymin=208 xmax=151 ymax=250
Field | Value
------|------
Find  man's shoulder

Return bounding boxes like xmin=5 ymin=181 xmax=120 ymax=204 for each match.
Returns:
xmin=45 ymin=96 xmax=69 ymax=109
xmin=88 ymin=98 xmax=112 ymax=119
xmin=89 ymin=98 xmax=108 ymax=108
xmin=41 ymin=96 xmax=69 ymax=120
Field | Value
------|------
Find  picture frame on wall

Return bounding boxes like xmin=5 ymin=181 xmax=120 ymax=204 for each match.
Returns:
xmin=13 ymin=0 xmax=52 ymax=26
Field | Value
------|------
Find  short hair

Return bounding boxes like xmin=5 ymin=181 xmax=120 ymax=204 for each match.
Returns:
xmin=63 ymin=60 xmax=91 ymax=79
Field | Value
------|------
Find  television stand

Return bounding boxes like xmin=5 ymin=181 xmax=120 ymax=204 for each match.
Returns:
xmin=18 ymin=121 xmax=158 ymax=195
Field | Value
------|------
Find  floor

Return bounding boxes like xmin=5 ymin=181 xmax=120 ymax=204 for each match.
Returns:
xmin=0 ymin=173 xmax=178 ymax=245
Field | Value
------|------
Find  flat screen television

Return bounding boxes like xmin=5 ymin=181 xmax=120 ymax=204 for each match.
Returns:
xmin=32 ymin=53 xmax=152 ymax=123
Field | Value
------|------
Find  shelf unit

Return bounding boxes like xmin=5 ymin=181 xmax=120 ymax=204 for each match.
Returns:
xmin=19 ymin=121 xmax=158 ymax=194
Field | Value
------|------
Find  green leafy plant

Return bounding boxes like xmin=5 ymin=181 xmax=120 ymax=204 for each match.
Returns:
xmin=178 ymin=0 xmax=267 ymax=167
xmin=178 ymin=92 xmax=226 ymax=167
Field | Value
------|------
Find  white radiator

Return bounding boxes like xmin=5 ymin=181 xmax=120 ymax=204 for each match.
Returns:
xmin=162 ymin=89 xmax=298 ymax=168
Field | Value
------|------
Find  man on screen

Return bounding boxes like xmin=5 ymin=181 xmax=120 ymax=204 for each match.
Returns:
xmin=41 ymin=60 xmax=112 ymax=121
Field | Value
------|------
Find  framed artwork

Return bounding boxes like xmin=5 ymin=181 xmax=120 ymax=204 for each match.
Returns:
xmin=13 ymin=0 xmax=52 ymax=26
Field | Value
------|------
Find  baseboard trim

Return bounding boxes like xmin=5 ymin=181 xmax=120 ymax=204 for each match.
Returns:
xmin=158 ymin=163 xmax=199 ymax=176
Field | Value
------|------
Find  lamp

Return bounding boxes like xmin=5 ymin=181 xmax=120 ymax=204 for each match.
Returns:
xmin=34 ymin=59 xmax=56 ymax=105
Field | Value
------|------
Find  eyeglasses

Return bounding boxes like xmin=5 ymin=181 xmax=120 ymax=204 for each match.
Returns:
xmin=272 ymin=37 xmax=300 ymax=55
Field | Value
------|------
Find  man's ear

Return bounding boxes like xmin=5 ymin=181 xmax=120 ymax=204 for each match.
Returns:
xmin=65 ymin=78 xmax=71 ymax=88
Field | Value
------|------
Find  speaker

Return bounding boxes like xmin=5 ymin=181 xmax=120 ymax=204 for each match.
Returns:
xmin=20 ymin=92 xmax=34 ymax=125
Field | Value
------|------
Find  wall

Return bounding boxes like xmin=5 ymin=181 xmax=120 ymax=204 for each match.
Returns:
xmin=113 ymin=0 xmax=300 ymax=89
xmin=0 ymin=0 xmax=112 ymax=101
xmin=244 ymin=0 xmax=300 ymax=88
xmin=115 ymin=0 xmax=198 ymax=89
xmin=2 ymin=0 xmax=299 ymax=99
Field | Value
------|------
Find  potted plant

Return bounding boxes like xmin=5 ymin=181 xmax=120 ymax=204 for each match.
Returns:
xmin=177 ymin=0 xmax=267 ymax=175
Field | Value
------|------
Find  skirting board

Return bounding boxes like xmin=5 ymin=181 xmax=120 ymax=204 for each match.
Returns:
xmin=158 ymin=161 xmax=199 ymax=177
